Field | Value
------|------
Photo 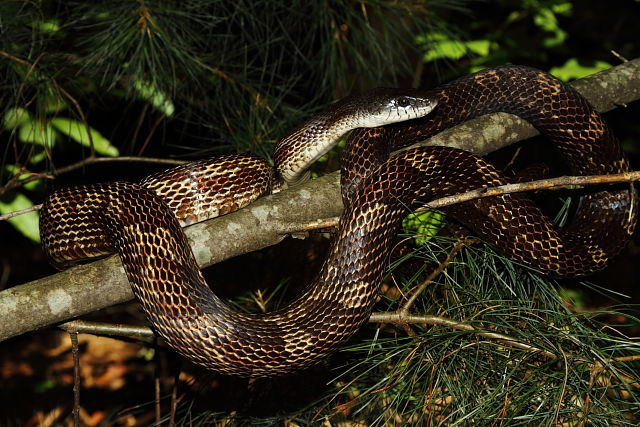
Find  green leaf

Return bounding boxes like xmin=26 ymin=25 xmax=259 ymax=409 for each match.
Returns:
xmin=551 ymin=2 xmax=573 ymax=15
xmin=424 ymin=39 xmax=467 ymax=61
xmin=28 ymin=150 xmax=49 ymax=164
xmin=3 ymin=107 xmax=31 ymax=130
xmin=550 ymin=58 xmax=611 ymax=82
xmin=534 ymin=8 xmax=560 ymax=32
xmin=533 ymin=8 xmax=568 ymax=48
xmin=402 ymin=210 xmax=446 ymax=245
xmin=0 ymin=192 xmax=40 ymax=242
xmin=18 ymin=118 xmax=57 ymax=146
xmin=465 ymin=39 xmax=492 ymax=56
xmin=132 ymin=79 xmax=175 ymax=117
xmin=505 ymin=10 xmax=524 ymax=24
xmin=34 ymin=379 xmax=57 ymax=393
xmin=50 ymin=118 xmax=119 ymax=156
xmin=29 ymin=19 xmax=61 ymax=34
xmin=420 ymin=33 xmax=492 ymax=62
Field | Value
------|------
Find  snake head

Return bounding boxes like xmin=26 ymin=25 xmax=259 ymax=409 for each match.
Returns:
xmin=339 ymin=87 xmax=438 ymax=128
xmin=275 ymin=88 xmax=438 ymax=185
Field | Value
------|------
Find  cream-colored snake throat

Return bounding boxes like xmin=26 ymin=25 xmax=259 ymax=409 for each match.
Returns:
xmin=40 ymin=66 xmax=636 ymax=377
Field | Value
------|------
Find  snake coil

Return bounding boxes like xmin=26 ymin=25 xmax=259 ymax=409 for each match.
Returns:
xmin=40 ymin=66 xmax=636 ymax=377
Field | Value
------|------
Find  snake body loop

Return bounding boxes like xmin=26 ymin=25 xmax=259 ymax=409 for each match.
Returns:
xmin=40 ymin=66 xmax=636 ymax=377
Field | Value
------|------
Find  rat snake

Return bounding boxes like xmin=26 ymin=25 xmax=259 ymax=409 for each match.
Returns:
xmin=40 ymin=66 xmax=637 ymax=377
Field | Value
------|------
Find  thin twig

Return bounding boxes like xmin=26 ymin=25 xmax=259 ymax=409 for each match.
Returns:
xmin=60 ymin=320 xmax=156 ymax=343
xmin=0 ymin=156 xmax=187 ymax=197
xmin=368 ymin=312 xmax=558 ymax=360
xmin=503 ymin=146 xmax=523 ymax=172
xmin=399 ymin=237 xmax=476 ymax=314
xmin=168 ymin=371 xmax=180 ymax=427
xmin=611 ymin=50 xmax=628 ymax=63
xmin=0 ymin=204 xmax=42 ymax=221
xmin=137 ymin=113 xmax=166 ymax=156
xmin=53 ymin=155 xmax=186 ymax=176
xmin=58 ymin=86 xmax=95 ymax=157
xmin=419 ymin=171 xmax=640 ymax=211
xmin=70 ymin=331 xmax=81 ymax=427
xmin=555 ymin=345 xmax=569 ymax=425
xmin=0 ymin=49 xmax=32 ymax=67
xmin=282 ymin=216 xmax=341 ymax=233
xmin=0 ymin=170 xmax=50 ymax=197
xmin=610 ymin=355 xmax=640 ymax=363
xmin=130 ymin=104 xmax=150 ymax=153
xmin=155 ymin=375 xmax=161 ymax=425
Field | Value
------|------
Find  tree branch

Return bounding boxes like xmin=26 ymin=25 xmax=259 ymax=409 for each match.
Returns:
xmin=1 ymin=58 xmax=639 ymax=342
xmin=418 ymin=170 xmax=640 ymax=211
xmin=367 ymin=311 xmax=559 ymax=360
xmin=0 ymin=172 xmax=343 ymax=341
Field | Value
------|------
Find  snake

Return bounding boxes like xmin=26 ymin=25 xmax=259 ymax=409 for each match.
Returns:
xmin=40 ymin=66 xmax=637 ymax=377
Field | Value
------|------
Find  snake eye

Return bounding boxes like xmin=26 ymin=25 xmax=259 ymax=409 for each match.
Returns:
xmin=396 ymin=97 xmax=411 ymax=108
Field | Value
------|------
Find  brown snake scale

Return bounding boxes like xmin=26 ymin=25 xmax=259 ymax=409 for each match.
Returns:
xmin=40 ymin=66 xmax=637 ymax=377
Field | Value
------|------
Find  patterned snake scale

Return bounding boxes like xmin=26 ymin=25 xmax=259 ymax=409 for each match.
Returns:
xmin=40 ymin=66 xmax=637 ymax=377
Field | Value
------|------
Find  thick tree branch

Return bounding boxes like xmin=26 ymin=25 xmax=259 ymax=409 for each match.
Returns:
xmin=0 ymin=172 xmax=343 ymax=341
xmin=1 ymin=58 xmax=639 ymax=342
